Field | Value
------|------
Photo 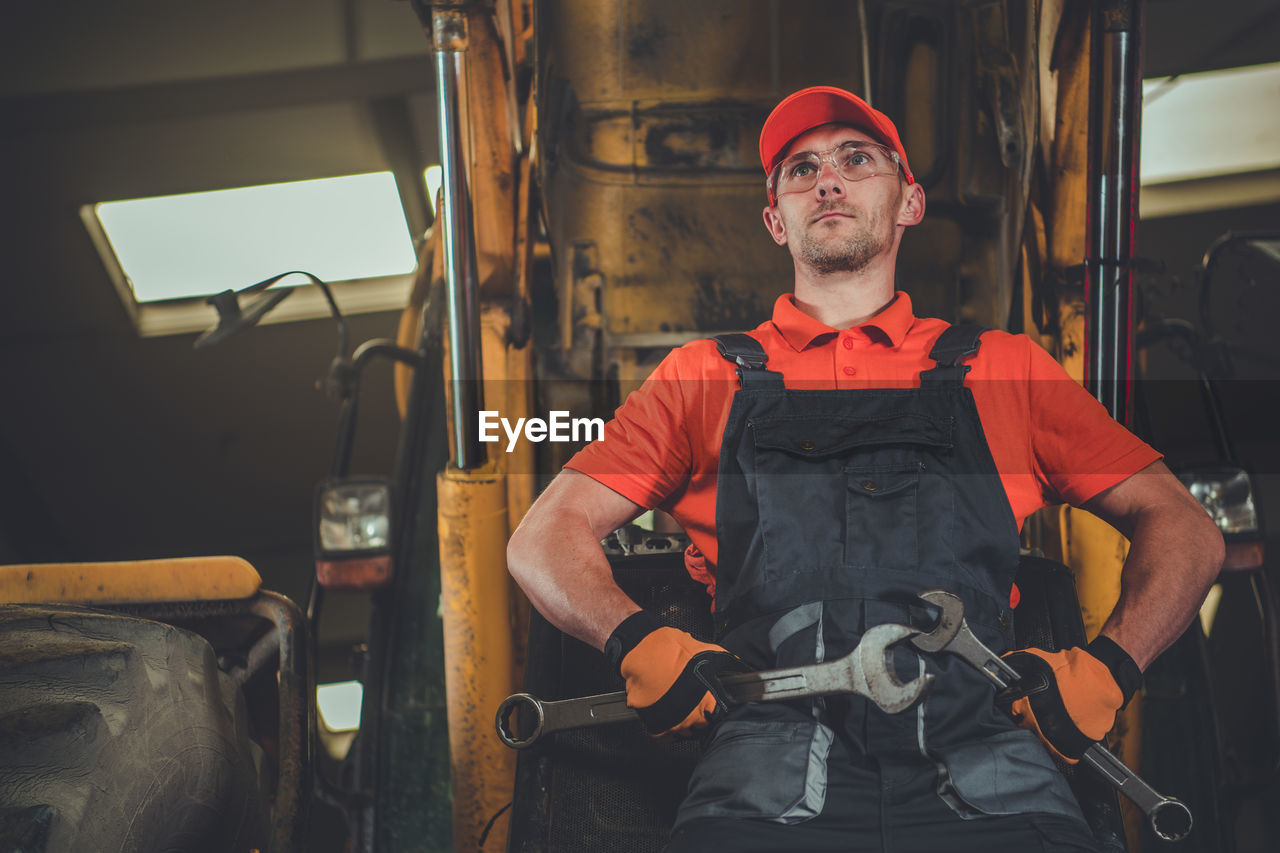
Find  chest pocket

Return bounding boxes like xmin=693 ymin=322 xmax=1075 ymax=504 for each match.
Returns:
xmin=747 ymin=412 xmax=954 ymax=577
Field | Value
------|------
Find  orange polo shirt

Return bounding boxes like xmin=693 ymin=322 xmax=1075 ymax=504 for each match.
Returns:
xmin=566 ymin=292 xmax=1160 ymax=597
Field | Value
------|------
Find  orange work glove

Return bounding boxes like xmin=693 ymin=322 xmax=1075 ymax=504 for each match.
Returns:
xmin=1000 ymin=636 xmax=1142 ymax=764
xmin=604 ymin=610 xmax=746 ymax=738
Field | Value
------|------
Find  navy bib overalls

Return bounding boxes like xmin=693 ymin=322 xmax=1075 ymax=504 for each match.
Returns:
xmin=668 ymin=325 xmax=1096 ymax=851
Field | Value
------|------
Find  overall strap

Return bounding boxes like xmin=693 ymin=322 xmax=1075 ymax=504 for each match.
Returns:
xmin=713 ymin=334 xmax=785 ymax=388
xmin=919 ymin=322 xmax=988 ymax=386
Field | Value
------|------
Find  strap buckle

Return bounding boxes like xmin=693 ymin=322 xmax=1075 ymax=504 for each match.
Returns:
xmin=729 ymin=352 xmax=768 ymax=370
xmin=931 ymin=337 xmax=981 ymax=365
xmin=714 ymin=334 xmax=769 ymax=370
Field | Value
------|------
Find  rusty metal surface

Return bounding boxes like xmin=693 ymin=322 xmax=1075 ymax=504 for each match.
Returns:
xmin=535 ymin=0 xmax=1042 ymax=395
xmin=250 ymin=591 xmax=311 ymax=853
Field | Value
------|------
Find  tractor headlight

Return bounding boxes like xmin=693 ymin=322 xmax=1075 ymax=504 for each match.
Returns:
xmin=314 ymin=477 xmax=395 ymax=590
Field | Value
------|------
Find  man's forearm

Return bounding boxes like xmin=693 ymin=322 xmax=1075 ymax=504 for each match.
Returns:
xmin=1084 ymin=463 xmax=1226 ymax=670
xmin=507 ymin=470 xmax=646 ymax=651
xmin=508 ymin=512 xmax=642 ymax=651
xmin=1097 ymin=510 xmax=1223 ymax=670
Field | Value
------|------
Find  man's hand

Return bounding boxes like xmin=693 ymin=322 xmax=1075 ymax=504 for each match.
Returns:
xmin=606 ymin=610 xmax=746 ymax=738
xmin=1001 ymin=636 xmax=1142 ymax=764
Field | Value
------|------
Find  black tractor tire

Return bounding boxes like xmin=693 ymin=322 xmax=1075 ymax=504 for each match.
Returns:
xmin=0 ymin=604 xmax=268 ymax=853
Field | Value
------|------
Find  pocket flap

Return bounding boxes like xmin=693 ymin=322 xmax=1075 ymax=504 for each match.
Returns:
xmin=750 ymin=413 xmax=953 ymax=458
xmin=848 ymin=467 xmax=921 ymax=496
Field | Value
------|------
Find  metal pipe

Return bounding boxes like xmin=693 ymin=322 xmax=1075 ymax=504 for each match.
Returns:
xmin=1084 ymin=0 xmax=1144 ymax=425
xmin=858 ymin=0 xmax=873 ymax=105
xmin=249 ymin=591 xmax=312 ymax=853
xmin=437 ymin=467 xmax=517 ymax=851
xmin=433 ymin=8 xmax=486 ymax=470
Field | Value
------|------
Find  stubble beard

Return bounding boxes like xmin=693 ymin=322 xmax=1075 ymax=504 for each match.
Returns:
xmin=797 ymin=208 xmax=891 ymax=276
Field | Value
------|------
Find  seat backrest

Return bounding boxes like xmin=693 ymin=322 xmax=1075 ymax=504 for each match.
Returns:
xmin=1013 ymin=554 xmax=1128 ymax=853
xmin=508 ymin=539 xmax=707 ymax=853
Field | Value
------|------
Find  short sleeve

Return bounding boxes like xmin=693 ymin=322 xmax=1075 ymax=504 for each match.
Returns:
xmin=1026 ymin=343 xmax=1163 ymax=506
xmin=564 ymin=349 xmax=694 ymax=510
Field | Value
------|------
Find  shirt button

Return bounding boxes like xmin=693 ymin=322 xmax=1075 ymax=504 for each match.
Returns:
xmin=842 ymin=338 xmax=855 ymax=350
xmin=843 ymin=366 xmax=857 ymax=376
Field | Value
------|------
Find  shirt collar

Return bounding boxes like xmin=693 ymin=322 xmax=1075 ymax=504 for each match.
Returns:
xmin=771 ymin=291 xmax=916 ymax=351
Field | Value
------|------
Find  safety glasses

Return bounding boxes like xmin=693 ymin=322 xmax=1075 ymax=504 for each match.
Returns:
xmin=768 ymin=141 xmax=903 ymax=202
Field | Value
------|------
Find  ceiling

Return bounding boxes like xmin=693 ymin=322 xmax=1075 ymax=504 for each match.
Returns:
xmin=1 ymin=0 xmax=1278 ymax=656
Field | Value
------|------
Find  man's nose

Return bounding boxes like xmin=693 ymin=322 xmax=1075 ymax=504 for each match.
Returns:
xmin=815 ymin=161 xmax=844 ymax=196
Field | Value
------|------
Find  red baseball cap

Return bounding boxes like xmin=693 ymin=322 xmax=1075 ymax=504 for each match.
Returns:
xmin=759 ymin=86 xmax=914 ymax=185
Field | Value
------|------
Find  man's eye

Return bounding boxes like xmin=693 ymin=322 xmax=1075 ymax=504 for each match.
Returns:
xmin=788 ymin=162 xmax=816 ymax=178
xmin=842 ymin=151 xmax=872 ymax=168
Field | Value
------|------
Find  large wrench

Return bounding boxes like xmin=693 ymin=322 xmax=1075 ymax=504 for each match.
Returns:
xmin=497 ymin=622 xmax=930 ymax=749
xmin=912 ymin=589 xmax=1194 ymax=843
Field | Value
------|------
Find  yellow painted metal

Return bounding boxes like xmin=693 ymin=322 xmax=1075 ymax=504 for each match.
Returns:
xmin=537 ymin=0 xmax=1045 ymax=408
xmin=463 ymin=7 xmax=517 ymax=300
xmin=481 ymin=304 xmax=536 ymax=683
xmin=1054 ymin=506 xmax=1127 ymax=642
xmin=433 ymin=306 xmax=532 ymax=851
xmin=492 ymin=343 xmax=535 ymax=546
xmin=0 ymin=556 xmax=261 ymax=604
xmin=437 ymin=462 xmax=517 ymax=852
xmin=433 ymin=307 xmax=531 ymax=851
xmin=537 ymin=0 xmax=817 ymax=378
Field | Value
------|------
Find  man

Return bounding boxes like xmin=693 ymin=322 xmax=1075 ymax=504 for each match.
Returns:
xmin=507 ymin=86 xmax=1223 ymax=851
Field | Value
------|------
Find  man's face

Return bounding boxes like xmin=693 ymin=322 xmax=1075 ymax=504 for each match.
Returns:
xmin=762 ymin=124 xmax=919 ymax=275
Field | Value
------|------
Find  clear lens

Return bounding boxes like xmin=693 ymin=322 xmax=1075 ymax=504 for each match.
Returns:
xmin=318 ymin=481 xmax=391 ymax=551
xmin=1178 ymin=467 xmax=1258 ymax=535
xmin=773 ymin=142 xmax=900 ymax=196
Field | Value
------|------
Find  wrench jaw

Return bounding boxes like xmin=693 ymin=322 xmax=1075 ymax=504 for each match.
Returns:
xmin=856 ymin=623 xmax=935 ymax=715
xmin=1082 ymin=742 xmax=1195 ymax=843
xmin=911 ymin=589 xmax=1021 ymax=690
xmin=909 ymin=590 xmax=965 ymax=653
xmin=1151 ymin=798 xmax=1193 ymax=842
xmin=913 ymin=588 xmax=1197 ymax=838
xmin=496 ymin=693 xmax=546 ymax=750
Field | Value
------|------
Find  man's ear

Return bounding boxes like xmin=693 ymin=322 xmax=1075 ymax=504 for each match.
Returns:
xmin=897 ymin=182 xmax=926 ymax=226
xmin=762 ymin=205 xmax=788 ymax=246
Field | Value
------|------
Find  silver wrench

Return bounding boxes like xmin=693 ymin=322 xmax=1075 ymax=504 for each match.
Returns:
xmin=497 ymin=622 xmax=931 ymax=749
xmin=912 ymin=589 xmax=1194 ymax=843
